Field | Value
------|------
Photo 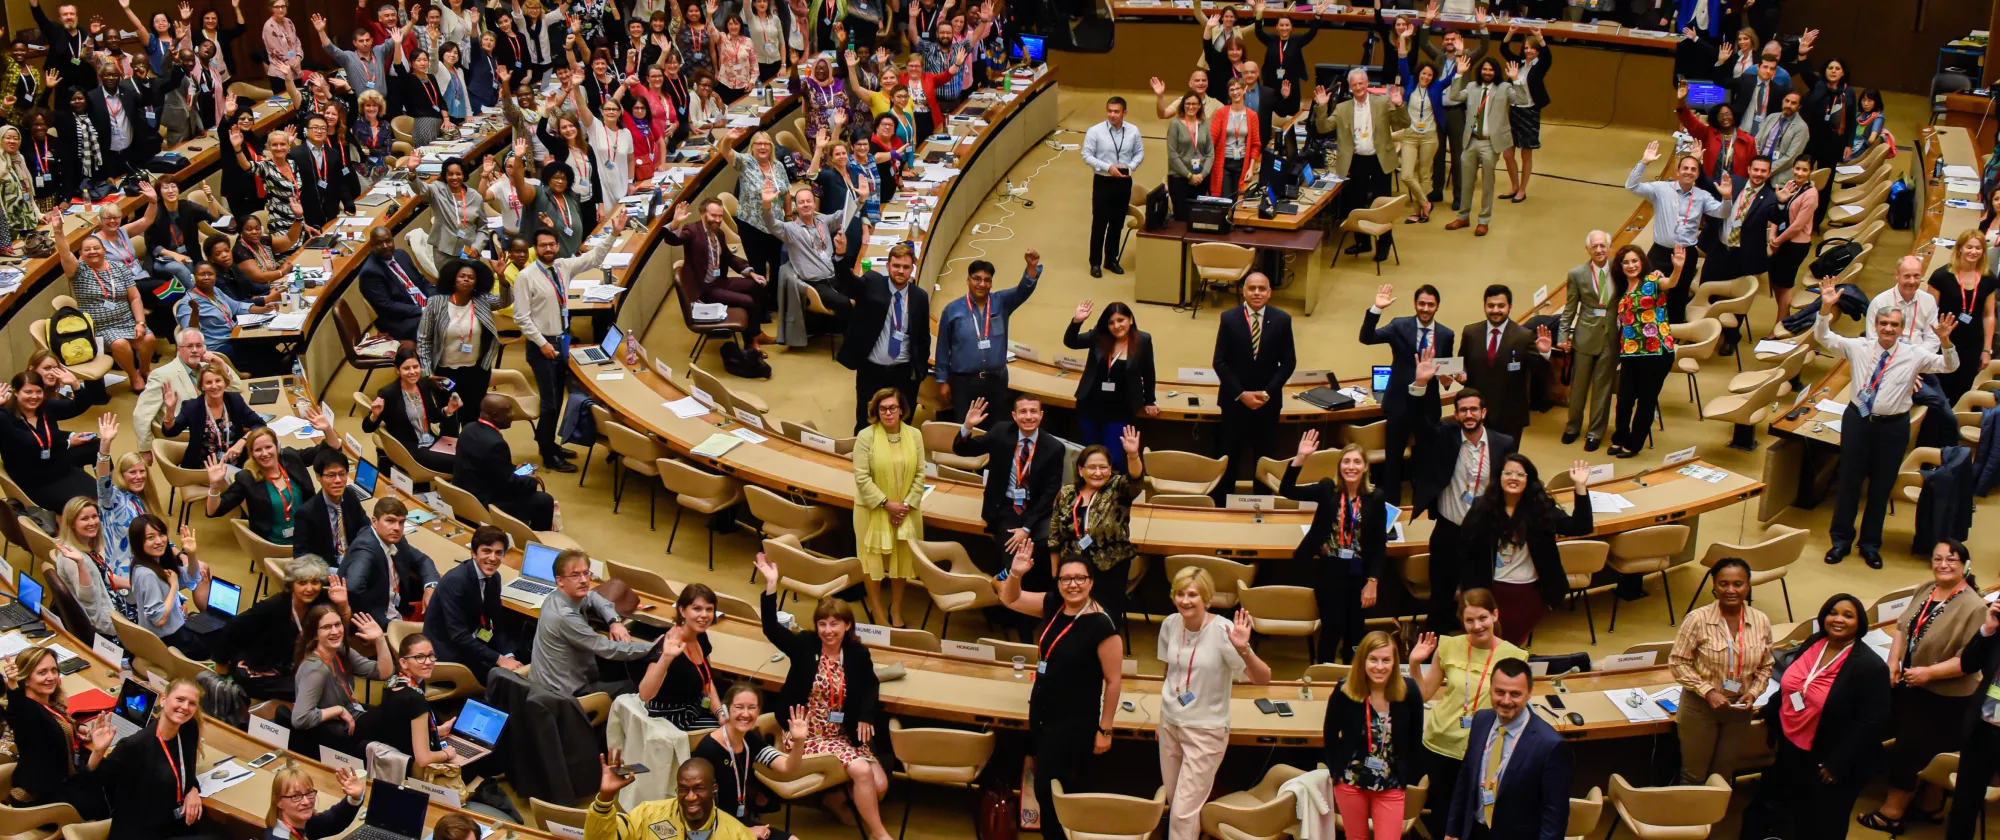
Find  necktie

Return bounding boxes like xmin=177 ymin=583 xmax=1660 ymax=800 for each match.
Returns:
xmin=1763 ymin=117 xmax=1785 ymax=157
xmin=1482 ymin=727 xmax=1509 ymax=825
xmin=887 ymin=289 xmax=905 ymax=358
xmin=1753 ymin=80 xmax=1767 ymax=122
xmin=1862 ymin=348 xmax=1891 ymax=415
xmin=1013 ymin=440 xmax=1029 ymax=513
xmin=544 ymin=262 xmax=571 ymax=332
xmin=391 ymin=262 xmax=426 ymax=306
xmin=1727 ymin=189 xmax=1751 ymax=247
xmin=1475 ymin=88 xmax=1488 ymax=136
xmin=1249 ymin=310 xmax=1262 ymax=356
xmin=1487 ymin=327 xmax=1500 ymax=364
xmin=331 ymin=501 xmax=345 ymax=557
xmin=1418 ymin=326 xmax=1431 ymax=353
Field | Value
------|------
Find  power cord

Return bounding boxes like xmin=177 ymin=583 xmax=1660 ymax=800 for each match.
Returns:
xmin=937 ymin=136 xmax=1070 ymax=279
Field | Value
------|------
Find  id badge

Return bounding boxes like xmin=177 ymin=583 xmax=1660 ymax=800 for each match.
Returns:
xmin=418 ymin=432 xmax=436 ymax=448
xmin=827 ymin=711 xmax=845 ymax=724
xmin=143 ymin=107 xmax=155 ymax=122
xmin=280 ymin=526 xmax=295 ymax=539
xmin=459 ymin=341 xmax=475 ymax=353
xmin=1100 ymin=382 xmax=1116 ymax=391
xmin=1507 ymin=361 xmax=1522 ymax=371
xmin=561 ymin=226 xmax=575 ymax=236
xmin=1788 ymin=691 xmax=1805 ymax=712
xmin=1364 ymin=756 xmax=1388 ymax=774
xmin=38 ymin=449 xmax=48 ymax=460
xmin=1010 ymin=488 xmax=1027 ymax=501
xmin=976 ymin=339 xmax=991 ymax=350
xmin=1591 ymin=307 xmax=1607 ymax=318
xmin=317 ymin=179 xmax=329 ymax=189
xmin=474 ymin=627 xmax=494 ymax=642
xmin=1459 ymin=715 xmax=1472 ymax=729
xmin=35 ymin=173 xmax=48 ymax=186
xmin=1077 ymin=535 xmax=1094 ymax=550
xmin=1176 ymin=690 xmax=1194 ymax=706
xmin=737 ymin=804 xmax=746 ymax=818
xmin=1461 ymin=491 xmax=1476 ymax=505
xmin=1335 ymin=548 xmax=1355 ymax=560
xmin=1962 ymin=312 xmax=1975 ymax=324
xmin=1276 ymin=68 xmax=1285 ymax=79
xmin=1480 ymin=786 xmax=1497 ymax=806
xmin=1036 ymin=661 xmax=1048 ymax=675
xmin=1721 ymin=678 xmax=1742 ymax=694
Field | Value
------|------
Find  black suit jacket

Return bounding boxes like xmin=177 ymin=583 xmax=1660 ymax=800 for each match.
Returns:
xmin=358 ymin=252 xmax=436 ymax=341
xmin=1408 ymin=414 xmax=1518 ymax=522
xmin=32 ymin=8 xmax=96 ymax=95
xmin=1459 ymin=494 xmax=1594 ymax=604
xmin=1459 ymin=319 xmax=1544 ymax=436
xmin=360 ymin=380 xmax=461 ymax=456
xmin=1729 ymin=72 xmax=1784 ymax=127
xmin=161 ymin=392 xmax=265 ymax=469
xmin=837 ymin=273 xmax=932 ymax=377
xmin=1061 ymin=321 xmax=1157 ymax=416
xmin=1280 ymin=463 xmax=1387 ymax=582
xmin=1359 ymin=311 xmax=1455 ymax=410
xmin=1213 ymin=305 xmax=1298 ymax=407
xmin=1445 ymin=710 xmax=1572 ymax=840
xmin=426 ymin=560 xmax=521 ymax=676
xmin=85 ymin=80 xmax=160 ymax=161
xmin=1323 ymin=676 xmax=1424 ymax=785
xmin=1759 ymin=637 xmax=1889 ymax=784
xmin=454 ymin=420 xmax=540 ymax=510
xmin=290 ymin=490 xmax=367 ymax=564
xmin=761 ymin=590 xmax=878 ymax=745
xmin=288 ymin=142 xmax=351 ymax=229
xmin=952 ymin=421 xmax=1065 ymax=542
xmin=1698 ymin=174 xmax=1783 ymax=277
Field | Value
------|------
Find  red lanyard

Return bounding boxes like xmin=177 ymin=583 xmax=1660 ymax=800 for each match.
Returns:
xmin=1461 ymin=639 xmax=1496 ymax=718
xmin=965 ymin=294 xmax=992 ymax=340
xmin=158 ymin=734 xmax=187 ymax=796
xmin=1911 ymin=582 xmax=1967 ymax=641
xmin=1364 ymin=698 xmax=1386 ymax=755
xmin=1037 ymin=608 xmax=1085 ymax=660
xmin=1464 ymin=436 xmax=1487 ymax=496
xmin=310 ymin=146 xmax=326 ymax=181
xmin=453 ymin=186 xmax=477 ymax=228
xmin=1176 ymin=618 xmax=1202 ymax=695
xmin=1070 ymin=489 xmax=1093 ymax=538
xmin=272 ymin=473 xmax=296 ymax=522
xmin=1275 ymin=37 xmax=1286 ymax=68
xmin=279 ymin=820 xmax=307 ymax=840
xmin=551 ymin=196 xmax=574 ymax=231
xmin=25 ymin=415 xmax=52 ymax=454
xmin=1960 ymin=277 xmax=1980 ymax=315
xmin=32 ymin=137 xmax=50 ymax=173
xmin=421 ymin=78 xmax=440 ymax=110
xmin=321 ymin=649 xmax=349 ymax=685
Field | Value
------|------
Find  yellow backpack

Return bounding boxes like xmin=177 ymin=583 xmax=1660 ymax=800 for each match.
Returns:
xmin=45 ymin=306 xmax=97 ymax=366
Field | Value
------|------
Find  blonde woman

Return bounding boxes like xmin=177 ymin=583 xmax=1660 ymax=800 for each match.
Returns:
xmin=728 ymin=128 xmax=789 ymax=285
xmin=0 ymin=125 xmax=39 ymax=255
xmin=1327 ymin=631 xmax=1424 ymax=840
xmin=1157 ymin=566 xmax=1269 ymax=840
xmin=852 ymin=387 xmax=924 ymax=627
xmin=54 ymin=496 xmax=130 ymax=639
xmin=98 ymin=677 xmax=205 ymax=840
xmin=236 ymin=128 xmax=307 ymax=239
xmin=266 ymin=765 xmax=364 ymax=839
xmin=2 ymin=647 xmax=112 ymax=815
xmin=1930 ymin=229 xmax=1996 ymax=402
xmin=92 ymin=414 xmax=157 ymax=580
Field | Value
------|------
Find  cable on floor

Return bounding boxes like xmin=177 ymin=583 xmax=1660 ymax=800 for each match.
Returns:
xmin=936 ymin=135 xmax=1071 ymax=280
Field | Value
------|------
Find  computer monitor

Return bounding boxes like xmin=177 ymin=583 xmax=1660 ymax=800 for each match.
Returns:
xmin=520 ymin=543 xmax=561 ymax=584
xmin=207 ymin=578 xmax=243 ymax=617
xmin=363 ymin=779 xmax=432 ymax=838
xmin=600 ymin=323 xmax=625 ymax=360
xmin=454 ymin=699 xmax=510 ymax=747
xmin=16 ymin=571 xmax=42 ymax=616
xmin=353 ymin=458 xmax=380 ymax=497
xmin=114 ymin=677 xmax=157 ymax=726
xmin=1011 ymin=34 xmax=1046 ymax=63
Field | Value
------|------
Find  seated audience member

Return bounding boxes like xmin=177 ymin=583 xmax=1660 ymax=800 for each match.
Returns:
xmin=98 ymin=678 xmax=215 ymax=840
xmin=265 ymin=765 xmax=365 ymax=840
xmin=692 ymin=683 xmax=808 ymax=839
xmin=133 ymin=329 xmax=245 ymax=461
xmin=765 ymin=182 xmax=858 ymax=346
xmin=530 ymin=548 xmax=654 ymax=697
xmin=291 ymin=603 xmax=393 ymax=757
xmin=160 ymin=359 xmax=264 ymax=469
xmin=754 ymin=552 xmax=892 ymax=840
xmin=357 ymin=225 xmax=436 ymax=348
xmin=342 ymin=496 xmax=439 ymax=625
xmin=1 ymin=647 xmax=112 ymax=817
xmin=127 ymin=514 xmax=214 ymax=659
xmin=205 ymin=408 xmax=344 ymax=545
xmin=362 ymin=347 xmax=462 ymax=475
xmin=357 ymin=632 xmax=462 ymax=769
xmin=590 ymin=754 xmax=758 ymax=840
xmin=225 ymin=219 xmax=292 ymax=301
xmin=426 ymin=525 xmax=528 ymax=676
xmin=217 ymin=555 xmax=348 ymax=700
xmin=661 ymin=197 xmax=769 ymax=349
xmin=292 ymin=448 xmax=367 ymax=564
xmin=639 ymin=583 xmax=725 ymax=728
xmin=455 ymin=394 xmax=559 ymax=530
xmin=53 ymin=497 xmax=127 ymax=640
xmin=0 ymin=371 xmax=97 ymax=513
xmin=175 ymin=260 xmax=271 ymax=358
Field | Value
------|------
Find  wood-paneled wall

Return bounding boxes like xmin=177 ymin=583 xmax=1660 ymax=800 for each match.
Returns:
xmin=1773 ymin=0 xmax=1988 ymax=96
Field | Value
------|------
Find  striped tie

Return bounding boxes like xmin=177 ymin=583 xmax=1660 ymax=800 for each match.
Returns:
xmin=1250 ymin=310 xmax=1262 ymax=356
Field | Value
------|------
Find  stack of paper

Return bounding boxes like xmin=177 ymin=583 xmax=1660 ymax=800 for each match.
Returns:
xmin=1587 ymin=491 xmax=1635 ymax=511
xmin=1753 ymin=339 xmax=1797 ymax=356
xmin=1816 ymin=398 xmax=1847 ymax=415
xmin=1677 ymin=464 xmax=1730 ymax=483
xmin=582 ymin=286 xmax=625 ymax=303
xmin=198 ymin=761 xmax=257 ymax=797
xmin=691 ymin=433 xmax=745 ymax=458
xmin=604 ymin=253 xmax=635 ymax=269
xmin=1946 ymin=164 xmax=1981 ymax=180
xmin=664 ymin=397 xmax=709 ymax=418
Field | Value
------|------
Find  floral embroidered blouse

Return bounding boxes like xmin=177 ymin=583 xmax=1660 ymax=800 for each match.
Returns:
xmin=1617 ymin=274 xmax=1676 ymax=358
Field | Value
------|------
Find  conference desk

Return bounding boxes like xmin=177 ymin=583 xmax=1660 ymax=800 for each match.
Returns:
xmin=1132 ymin=220 xmax=1330 ymax=313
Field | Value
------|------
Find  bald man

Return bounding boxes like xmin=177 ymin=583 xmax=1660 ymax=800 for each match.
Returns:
xmin=453 ymin=395 xmax=557 ymax=529
xmin=589 ymin=753 xmax=755 ymax=840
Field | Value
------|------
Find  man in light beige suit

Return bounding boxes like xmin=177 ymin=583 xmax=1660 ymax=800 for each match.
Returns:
xmin=1313 ymin=67 xmax=1409 ymax=261
xmin=133 ymin=328 xmax=246 ymax=462
xmin=1560 ymin=230 xmax=1620 ymax=452
xmin=1443 ymin=55 xmax=1530 ymax=235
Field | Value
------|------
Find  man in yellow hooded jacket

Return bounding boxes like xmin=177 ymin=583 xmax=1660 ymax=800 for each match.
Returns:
xmin=587 ymin=750 xmax=756 ymax=840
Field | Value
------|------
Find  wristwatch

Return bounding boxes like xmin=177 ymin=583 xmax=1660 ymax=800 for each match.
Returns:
xmin=1096 ymin=726 xmax=1112 ymax=736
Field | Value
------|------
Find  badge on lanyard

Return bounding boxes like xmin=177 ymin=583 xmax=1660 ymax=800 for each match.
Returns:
xmin=1461 ymin=491 xmax=1476 ymax=505
xmin=1721 ymin=678 xmax=1742 ymax=693
xmin=1176 ymin=689 xmax=1194 ymax=706
xmin=1076 ymin=535 xmax=1093 ymax=550
xmin=1962 ymin=312 xmax=1975 ymax=324
xmin=1036 ymin=660 xmax=1048 ymax=674
xmin=475 ymin=627 xmax=494 ymax=642
xmin=827 ymin=711 xmax=844 ymax=724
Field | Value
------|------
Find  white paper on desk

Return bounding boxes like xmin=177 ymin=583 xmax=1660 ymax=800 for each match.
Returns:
xmin=1810 ymin=398 xmax=1847 ymax=415
xmin=267 ymin=312 xmax=309 ymax=331
xmin=1834 ymin=165 xmax=1866 ymax=175
xmin=1647 ymin=686 xmax=1682 ymax=706
xmin=595 ymin=372 xmax=625 ymax=381
xmin=1877 ymin=594 xmax=1915 ymax=622
xmin=0 ymin=632 xmax=30 ymax=658
xmin=1588 ymin=491 xmax=1634 ymax=511
xmin=247 ymin=715 xmax=290 ymax=749
xmin=236 ymin=313 xmax=276 ymax=329
xmin=1865 ymin=627 xmax=1894 ymax=660
xmin=1754 ymin=340 xmax=1797 ymax=356
xmin=1604 ymin=688 xmax=1670 ymax=722
xmin=731 ymin=428 xmax=768 ymax=444
xmin=582 ymin=286 xmax=626 ymax=303
xmin=267 ymin=416 xmax=310 ymax=436
xmin=665 ymin=397 xmax=710 ymax=418
xmin=197 ymin=760 xmax=256 ymax=798
xmin=868 ymin=234 xmax=901 ymax=246
xmin=1946 ymin=164 xmax=1980 ymax=180
xmin=603 ymin=253 xmax=635 ymax=269
xmin=1825 ymin=419 xmax=1844 ymax=433
xmin=1951 ymin=182 xmax=1982 ymax=196
xmin=545 ymin=824 xmax=585 ymax=840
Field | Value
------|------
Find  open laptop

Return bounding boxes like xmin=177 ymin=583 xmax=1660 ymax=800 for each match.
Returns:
xmin=351 ymin=457 xmax=380 ymax=501
xmin=353 ymin=779 xmax=432 ymax=840
xmin=499 ymin=542 xmax=562 ymax=608
xmin=0 ymin=571 xmax=41 ymax=631
xmin=181 ymin=577 xmax=242 ymax=635
xmin=441 ymin=698 xmax=509 ymax=763
xmin=569 ymin=323 xmax=624 ymax=366
xmin=106 ymin=677 xmax=160 ymax=741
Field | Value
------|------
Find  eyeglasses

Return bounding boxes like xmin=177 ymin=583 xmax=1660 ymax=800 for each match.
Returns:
xmin=279 ymin=791 xmax=316 ymax=803
xmin=557 ymin=570 xmax=593 ymax=581
xmin=1057 ymin=575 xmax=1092 ymax=585
xmin=400 ymin=653 xmax=436 ymax=663
xmin=1499 ymin=469 xmax=1529 ymax=478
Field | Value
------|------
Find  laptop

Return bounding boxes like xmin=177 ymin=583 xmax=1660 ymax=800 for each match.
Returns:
xmin=351 ymin=457 xmax=380 ymax=501
xmin=0 ymin=571 xmax=40 ymax=630
xmin=441 ymin=698 xmax=509 ymax=763
xmin=353 ymin=779 xmax=432 ymax=840
xmin=500 ymin=542 xmax=562 ymax=608
xmin=569 ymin=323 xmax=623 ymax=366
xmin=181 ymin=577 xmax=242 ymax=635
xmin=106 ymin=677 xmax=160 ymax=741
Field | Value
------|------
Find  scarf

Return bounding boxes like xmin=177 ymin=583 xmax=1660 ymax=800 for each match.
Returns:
xmin=0 ymin=127 xmax=31 ymax=190
xmin=858 ymin=422 xmax=924 ymax=556
xmin=71 ymin=113 xmax=101 ymax=177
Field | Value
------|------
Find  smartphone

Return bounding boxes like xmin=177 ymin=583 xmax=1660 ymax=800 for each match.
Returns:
xmin=1274 ymin=701 xmax=1294 ymax=717
xmin=248 ymin=752 xmax=281 ymax=769
xmin=613 ymin=763 xmax=652 ymax=779
xmin=1545 ymin=694 xmax=1566 ymax=711
xmin=1254 ymin=698 xmax=1279 ymax=715
xmin=514 ymin=463 xmax=538 ymax=476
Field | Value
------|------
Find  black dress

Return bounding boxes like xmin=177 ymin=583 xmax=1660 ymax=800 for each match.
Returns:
xmin=0 ymin=399 xmax=95 ymax=511
xmin=220 ymin=130 xmax=265 ymax=220
xmin=645 ymin=630 xmax=721 ymax=730
xmin=356 ymin=680 xmax=438 ymax=759
xmin=1929 ymin=267 xmax=1997 ymax=402
xmin=99 ymin=721 xmax=217 ymax=840
xmin=3 ymin=684 xmax=106 ymax=817
xmin=1027 ymin=591 xmax=1117 ymax=840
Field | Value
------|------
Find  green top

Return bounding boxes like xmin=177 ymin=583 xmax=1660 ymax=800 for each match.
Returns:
xmin=259 ymin=478 xmax=300 ymax=545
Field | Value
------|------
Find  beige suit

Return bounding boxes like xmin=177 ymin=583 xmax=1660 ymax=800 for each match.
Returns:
xmin=1562 ymin=260 xmax=1621 ymax=440
xmin=1313 ymin=92 xmax=1412 ymax=178
xmin=133 ymin=355 xmax=246 ymax=451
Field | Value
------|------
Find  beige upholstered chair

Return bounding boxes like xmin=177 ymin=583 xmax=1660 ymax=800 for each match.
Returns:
xmin=981 ymin=637 xmax=1038 ymax=665
xmin=603 ymin=558 xmax=678 ymax=601
xmin=1566 ymin=786 xmax=1605 ymax=840
xmin=373 ymin=429 xmax=450 ymax=485
xmin=1142 ymin=448 xmax=1228 ymax=497
xmin=656 ymin=457 xmax=747 ymax=570
xmin=924 ymin=421 xmax=987 ymax=472
xmin=0 ymin=764 xmax=82 ymax=839
xmin=744 ymin=485 xmax=838 ymax=547
xmin=1680 ymin=523 xmax=1807 ymax=621
xmin=528 ymin=797 xmax=591 ymax=836
xmin=1605 ymin=524 xmax=1691 ymax=631
xmin=150 ymin=439 xmax=212 ymax=527
xmin=57 ymin=821 xmax=109 ymax=840
xmin=490 ymin=504 xmax=582 ymax=553
xmin=888 ymin=718 xmax=996 ymax=836
xmin=1395 ymin=553 xmax=1433 ymax=623
xmin=1333 ymin=195 xmax=1409 ymax=273
xmin=754 ymin=713 xmax=852 ymax=830
xmin=910 ymin=541 xmax=1000 ymax=641
xmin=28 ymin=297 xmax=115 ymax=383
xmin=1234 ymin=582 xmax=1321 ymax=662
xmin=1669 ymin=318 xmax=1724 ymax=408
xmin=230 ymin=518 xmax=290 ymax=600
xmin=605 ymin=421 xmax=669 ymax=527
xmin=1050 ymin=782 xmax=1167 ymax=840
xmin=763 ymin=534 xmax=862 ymax=606
xmin=1559 ymin=539 xmax=1611 ymax=643
xmin=1163 ymin=555 xmax=1255 ymax=610
xmin=1200 ymin=764 xmax=1304 ymax=840
xmin=1190 ymin=242 xmax=1256 ymax=309
xmin=431 ymin=478 xmax=493 ymax=528
xmin=1605 ymin=773 xmax=1731 ymax=840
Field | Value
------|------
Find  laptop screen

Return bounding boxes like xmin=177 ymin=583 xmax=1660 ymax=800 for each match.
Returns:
xmin=1011 ymin=34 xmax=1045 ymax=62
xmin=354 ymin=458 xmax=380 ymax=495
xmin=600 ymin=324 xmax=625 ymax=359
xmin=207 ymin=578 xmax=243 ymax=617
xmin=16 ymin=571 xmax=41 ymax=616
xmin=115 ymin=677 xmax=157 ymax=725
xmin=520 ymin=543 xmax=560 ymax=583
xmin=365 ymin=779 xmax=433 ymax=837
xmin=455 ymin=699 xmax=510 ymax=747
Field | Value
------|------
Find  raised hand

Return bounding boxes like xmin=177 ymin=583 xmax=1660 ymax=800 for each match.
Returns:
xmin=1024 ymin=249 xmax=1040 ymax=275
xmin=786 ymin=713 xmax=809 ymax=744
xmin=1676 ymin=81 xmax=1688 ymax=101
xmin=204 ymin=454 xmax=228 ymax=487
xmin=672 ymin=201 xmax=691 ymax=223
xmin=1294 ymin=428 xmax=1319 ymax=464
xmin=1373 ymin=283 xmax=1395 ymax=310
xmin=1227 ymin=608 xmax=1253 ymax=649
xmin=1408 ymin=631 xmax=1437 ymax=664
xmin=1569 ymin=459 xmax=1591 ymax=490
xmin=1454 ymin=54 xmax=1470 ymax=75
xmin=1388 ymin=84 xmax=1403 ymax=106
xmin=1072 ymin=299 xmax=1093 ymax=323
xmin=1672 ymin=245 xmax=1687 ymax=270
xmin=1535 ymin=325 xmax=1553 ymax=355
xmin=753 ymin=551 xmax=779 ymax=591
xmin=178 ymin=524 xmax=198 ymax=554
xmin=368 ymin=396 xmax=386 ymax=419
xmin=311 ymin=12 xmax=325 ymax=29
xmin=97 ymin=412 xmax=118 ymax=442
xmin=327 ymin=574 xmax=348 ymax=606
xmin=1008 ymin=547 xmax=1032 ymax=580
xmin=351 ymin=613 xmax=383 ymax=641
xmin=1313 ymin=84 xmax=1330 ymax=107
xmin=1503 ymin=61 xmax=1520 ymax=81
xmin=1639 ymin=140 xmax=1661 ymax=165
xmin=1819 ymin=276 xmax=1839 ymax=309
xmin=1413 ymin=344 xmax=1438 ymax=384
xmin=962 ymin=397 xmax=988 ymax=429
xmin=1149 ymin=76 xmax=1165 ymax=96
xmin=1120 ymin=425 xmax=1141 ymax=457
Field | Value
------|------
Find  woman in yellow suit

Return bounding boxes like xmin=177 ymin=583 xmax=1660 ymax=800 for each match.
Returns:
xmin=852 ymin=387 xmax=927 ymax=627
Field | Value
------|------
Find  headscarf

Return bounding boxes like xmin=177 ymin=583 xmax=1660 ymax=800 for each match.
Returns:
xmin=0 ymin=126 xmax=32 ymax=189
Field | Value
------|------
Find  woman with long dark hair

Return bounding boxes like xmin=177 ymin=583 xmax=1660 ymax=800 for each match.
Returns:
xmin=1758 ymin=592 xmax=1888 ymax=839
xmin=1768 ymin=157 xmax=1818 ymax=318
xmin=1278 ymin=431 xmax=1386 ymax=663
xmin=1062 ymin=299 xmax=1159 ymax=471
xmin=0 ymin=371 xmax=96 ymax=512
xmin=1458 ymin=454 xmax=1593 ymax=645
xmin=1044 ymin=428 xmax=1146 ymax=633
xmin=1860 ymin=540 xmax=1984 ymax=833
xmin=127 ymin=514 xmax=214 ymax=659
xmin=290 ymin=603 xmax=391 ymax=756
xmin=1675 ymin=84 xmax=1754 ymax=180
xmin=417 ymin=258 xmax=507 ymax=423
xmin=1789 ymin=34 xmax=1857 ymax=182
xmin=1608 ymin=244 xmax=1683 ymax=458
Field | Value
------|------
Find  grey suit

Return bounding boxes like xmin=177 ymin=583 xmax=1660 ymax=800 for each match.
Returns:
xmin=1562 ymin=260 xmax=1621 ymax=440
xmin=1444 ymin=73 xmax=1529 ymax=224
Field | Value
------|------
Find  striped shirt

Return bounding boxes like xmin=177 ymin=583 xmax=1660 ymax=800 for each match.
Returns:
xmin=1670 ymin=602 xmax=1774 ymax=700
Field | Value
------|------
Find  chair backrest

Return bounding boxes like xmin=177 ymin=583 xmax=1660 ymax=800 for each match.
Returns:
xmin=20 ymin=516 xmax=60 ymax=573
xmin=921 ymin=421 xmax=973 ymax=459
xmin=606 ymin=420 xmax=668 ymax=465
xmin=1607 ymin=524 xmax=1692 ymax=563
xmin=387 ymin=619 xmax=423 ymax=651
xmin=604 ymin=558 xmax=677 ymax=602
xmin=333 ymin=300 xmax=368 ymax=360
xmin=744 ymin=485 xmax=829 ymax=541
xmin=712 ymin=589 xmax=760 ymax=621
xmin=1339 ymin=419 xmax=1388 ymax=453
xmin=1607 ymin=773 xmax=1730 ymax=829
xmin=764 ymin=534 xmax=853 ymax=588
xmin=979 ymin=637 xmax=1038 ymax=664
xmin=1301 ymin=663 xmax=1348 ymax=683
xmin=1618 ymin=639 xmax=1675 ymax=660
xmin=1566 ymin=786 xmax=1605 ymax=839
xmin=431 ymin=478 xmax=493 ymax=527
xmin=888 ymin=627 xmax=941 ymax=652
xmin=529 ymin=797 xmax=590 ymax=834
xmin=1189 ymin=242 xmax=1256 ymax=281
xmin=1557 ymin=540 xmax=1610 ymax=584
xmin=1234 ymin=583 xmax=1318 ymax=622
xmin=1163 ymin=555 xmax=1255 ymax=609
xmin=487 ymin=503 xmax=537 ymax=549
xmin=1050 ymin=782 xmax=1167 ymax=838
xmin=1397 ymin=553 xmax=1432 ymax=600
xmin=888 ymin=719 xmax=996 ymax=786
xmin=1146 ymin=494 xmax=1217 ymax=507
xmin=1143 ymin=448 xmax=1229 ymax=485
xmin=656 ymin=456 xmax=739 ymax=503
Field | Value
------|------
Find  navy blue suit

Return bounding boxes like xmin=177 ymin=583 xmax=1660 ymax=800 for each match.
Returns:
xmin=1446 ymin=709 xmax=1572 ymax=840
xmin=358 ymin=251 xmax=436 ymax=342
xmin=1359 ymin=309 xmax=1454 ymax=501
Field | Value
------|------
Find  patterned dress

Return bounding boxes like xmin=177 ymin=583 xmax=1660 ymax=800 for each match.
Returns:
xmin=250 ymin=158 xmax=304 ymax=238
xmin=801 ymin=653 xmax=872 ymax=763
xmin=72 ymin=263 xmax=140 ymax=341
xmin=1617 ymin=276 xmax=1676 ymax=358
